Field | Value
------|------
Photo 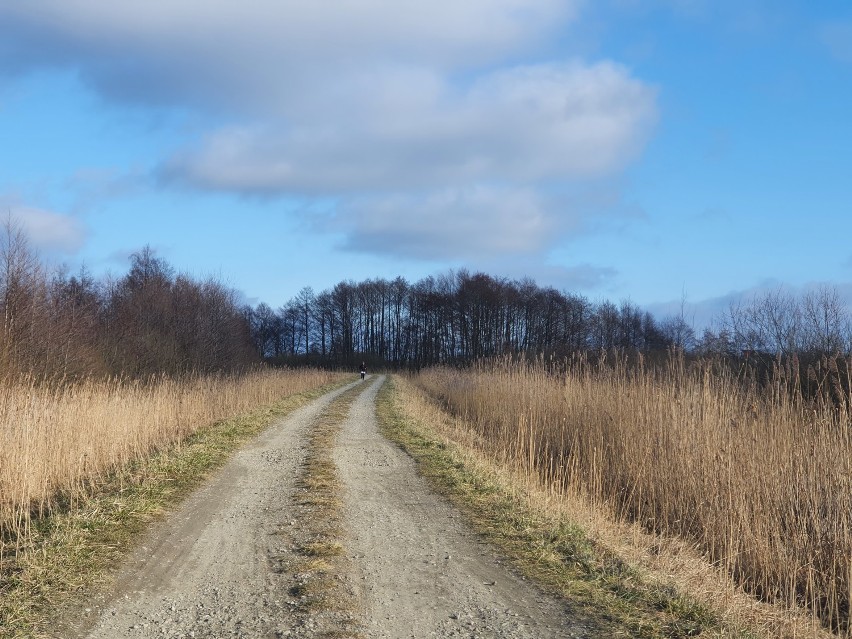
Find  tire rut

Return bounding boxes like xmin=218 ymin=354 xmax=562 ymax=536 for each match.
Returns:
xmin=334 ymin=375 xmax=583 ymax=638
xmin=71 ymin=380 xmax=361 ymax=639
xmin=68 ymin=375 xmax=582 ymax=639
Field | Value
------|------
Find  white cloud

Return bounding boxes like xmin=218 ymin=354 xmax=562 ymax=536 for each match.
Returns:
xmin=0 ymin=1 xmax=659 ymax=264
xmin=0 ymin=0 xmax=568 ymax=53
xmin=333 ymin=187 xmax=561 ymax=261
xmin=0 ymin=2 xmax=657 ymax=191
xmin=0 ymin=1 xmax=575 ymax=110
xmin=317 ymin=179 xmax=644 ymax=266
xmin=8 ymin=206 xmax=87 ymax=254
xmin=161 ymin=61 xmax=656 ymax=194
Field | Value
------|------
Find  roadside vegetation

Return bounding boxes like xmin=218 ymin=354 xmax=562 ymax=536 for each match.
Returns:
xmin=0 ymin=374 xmax=348 ymax=638
xmin=401 ymin=356 xmax=848 ymax=637
xmin=0 ymin=216 xmax=352 ymax=637
xmin=4 ymin=216 xmax=852 ymax=637
xmin=0 ymin=368 xmax=342 ymax=545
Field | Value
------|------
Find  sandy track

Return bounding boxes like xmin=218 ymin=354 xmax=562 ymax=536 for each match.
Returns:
xmin=335 ymin=376 xmax=582 ymax=638
xmin=72 ymin=380 xmax=360 ymax=639
xmin=69 ymin=375 xmax=581 ymax=639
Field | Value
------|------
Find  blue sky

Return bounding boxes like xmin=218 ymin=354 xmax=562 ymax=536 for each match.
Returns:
xmin=0 ymin=1 xmax=850 ymax=327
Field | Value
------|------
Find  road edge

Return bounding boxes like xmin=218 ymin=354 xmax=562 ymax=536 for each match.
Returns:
xmin=375 ymin=374 xmax=759 ymax=639
xmin=1 ymin=378 xmax=353 ymax=639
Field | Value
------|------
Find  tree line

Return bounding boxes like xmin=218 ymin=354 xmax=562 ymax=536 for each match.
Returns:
xmin=246 ymin=271 xmax=698 ymax=368
xmin=248 ymin=274 xmax=852 ymax=369
xmin=6 ymin=217 xmax=851 ymax=380
xmin=703 ymin=286 xmax=852 ymax=357
xmin=0 ymin=222 xmax=257 ymax=379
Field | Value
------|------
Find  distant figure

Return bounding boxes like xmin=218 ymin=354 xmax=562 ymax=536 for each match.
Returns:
xmin=360 ymin=361 xmax=366 ymax=380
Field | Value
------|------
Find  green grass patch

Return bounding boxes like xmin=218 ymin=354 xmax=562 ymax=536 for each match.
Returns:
xmin=0 ymin=378 xmax=353 ymax=639
xmin=376 ymin=376 xmax=753 ymax=639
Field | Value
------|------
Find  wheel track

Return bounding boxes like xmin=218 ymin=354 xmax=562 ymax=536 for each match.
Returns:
xmin=69 ymin=375 xmax=580 ymax=639
xmin=72 ymin=380 xmax=361 ymax=639
xmin=334 ymin=375 xmax=581 ymax=638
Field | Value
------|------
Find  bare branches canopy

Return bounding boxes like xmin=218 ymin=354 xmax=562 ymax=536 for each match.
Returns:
xmin=0 ymin=221 xmax=257 ymax=379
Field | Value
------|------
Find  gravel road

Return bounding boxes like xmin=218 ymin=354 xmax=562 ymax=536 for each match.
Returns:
xmin=68 ymin=376 xmax=581 ymax=638
xmin=71 ymin=380 xmax=360 ymax=639
xmin=336 ymin=376 xmax=580 ymax=638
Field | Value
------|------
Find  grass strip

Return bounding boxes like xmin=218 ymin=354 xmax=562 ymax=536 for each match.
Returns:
xmin=0 ymin=378 xmax=352 ymax=639
xmin=376 ymin=376 xmax=756 ymax=639
xmin=282 ymin=382 xmax=366 ymax=638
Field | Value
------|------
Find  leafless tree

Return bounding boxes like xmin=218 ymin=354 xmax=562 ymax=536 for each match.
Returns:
xmin=802 ymin=286 xmax=850 ymax=354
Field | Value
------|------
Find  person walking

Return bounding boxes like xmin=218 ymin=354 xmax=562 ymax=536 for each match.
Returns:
xmin=360 ymin=362 xmax=366 ymax=380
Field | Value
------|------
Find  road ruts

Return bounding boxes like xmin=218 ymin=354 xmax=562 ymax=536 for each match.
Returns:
xmin=334 ymin=375 xmax=584 ymax=639
xmin=70 ymin=380 xmax=361 ymax=639
xmin=67 ymin=375 xmax=583 ymax=639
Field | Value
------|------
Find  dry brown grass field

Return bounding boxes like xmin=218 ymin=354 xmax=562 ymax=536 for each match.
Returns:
xmin=413 ymin=355 xmax=852 ymax=636
xmin=0 ymin=368 xmax=340 ymax=554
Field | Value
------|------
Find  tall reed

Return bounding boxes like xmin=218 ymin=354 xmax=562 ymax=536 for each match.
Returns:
xmin=0 ymin=368 xmax=341 ymax=547
xmin=414 ymin=354 xmax=852 ymax=634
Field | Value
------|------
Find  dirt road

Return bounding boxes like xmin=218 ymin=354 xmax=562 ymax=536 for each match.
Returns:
xmin=70 ymin=376 xmax=580 ymax=638
xmin=335 ymin=376 xmax=579 ymax=638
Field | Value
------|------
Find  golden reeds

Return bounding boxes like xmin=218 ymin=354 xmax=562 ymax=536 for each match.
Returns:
xmin=0 ymin=368 xmax=340 ymax=548
xmin=414 ymin=354 xmax=852 ymax=635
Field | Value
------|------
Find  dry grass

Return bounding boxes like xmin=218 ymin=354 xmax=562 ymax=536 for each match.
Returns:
xmin=284 ymin=383 xmax=365 ymax=637
xmin=0 ymin=368 xmax=341 ymax=553
xmin=411 ymin=355 xmax=849 ymax=637
xmin=380 ymin=375 xmax=747 ymax=637
xmin=1 ymin=374 xmax=350 ymax=638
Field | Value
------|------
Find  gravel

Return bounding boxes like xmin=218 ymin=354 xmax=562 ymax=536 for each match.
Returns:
xmin=334 ymin=376 xmax=586 ymax=638
xmin=67 ymin=375 xmax=587 ymax=639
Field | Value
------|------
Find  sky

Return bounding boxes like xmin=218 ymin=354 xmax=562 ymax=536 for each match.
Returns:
xmin=0 ymin=1 xmax=850 ymax=327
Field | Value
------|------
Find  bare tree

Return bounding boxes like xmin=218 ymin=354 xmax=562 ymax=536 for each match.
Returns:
xmin=296 ymin=286 xmax=315 ymax=354
xmin=0 ymin=217 xmax=45 ymax=374
xmin=802 ymin=286 xmax=849 ymax=354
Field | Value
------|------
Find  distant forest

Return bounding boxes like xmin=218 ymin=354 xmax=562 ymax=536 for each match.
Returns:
xmin=246 ymin=272 xmax=852 ymax=369
xmin=247 ymin=273 xmax=685 ymax=368
xmin=2 ymin=220 xmax=850 ymax=379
